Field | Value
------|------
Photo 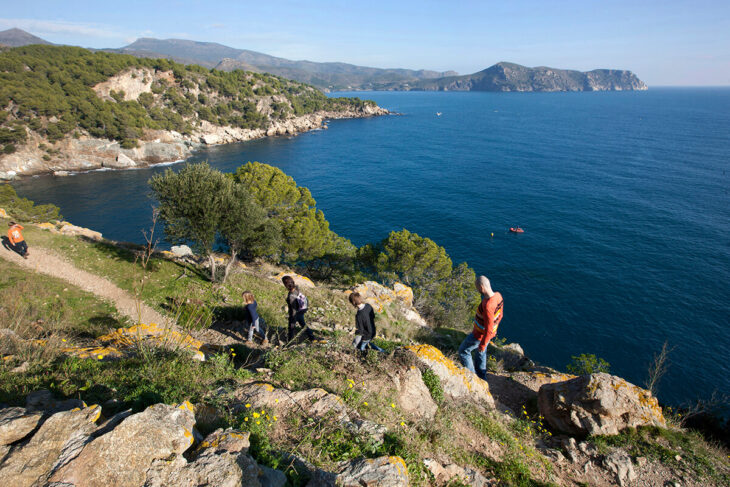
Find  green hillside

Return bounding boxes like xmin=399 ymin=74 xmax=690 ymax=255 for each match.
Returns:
xmin=0 ymin=45 xmax=376 ymax=152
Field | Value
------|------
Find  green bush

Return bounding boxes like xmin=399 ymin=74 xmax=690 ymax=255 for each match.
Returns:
xmin=0 ymin=184 xmax=61 ymax=222
xmin=566 ymin=353 xmax=611 ymax=375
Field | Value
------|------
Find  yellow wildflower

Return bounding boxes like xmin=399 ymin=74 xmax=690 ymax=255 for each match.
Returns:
xmin=97 ymin=355 xmax=103 ymax=360
xmin=244 ymin=417 xmax=249 ymax=422
xmin=253 ymin=412 xmax=260 ymax=418
xmin=391 ymin=403 xmax=396 ymax=408
xmin=363 ymin=402 xmax=368 ymax=406
xmin=245 ymin=404 xmax=251 ymax=408
xmin=256 ymin=421 xmax=260 ymax=425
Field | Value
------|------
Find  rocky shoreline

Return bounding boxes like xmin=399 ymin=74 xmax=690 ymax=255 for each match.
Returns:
xmin=0 ymin=105 xmax=389 ymax=180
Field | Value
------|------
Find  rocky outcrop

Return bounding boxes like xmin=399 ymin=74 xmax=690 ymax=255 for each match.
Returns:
xmin=0 ymin=404 xmax=102 ymax=486
xmin=49 ymin=402 xmax=196 ymax=486
xmin=537 ymin=372 xmax=666 ymax=436
xmin=0 ymin=107 xmax=388 ymax=179
xmin=406 ymin=344 xmax=495 ymax=409
xmin=0 ymin=398 xmax=291 ymax=487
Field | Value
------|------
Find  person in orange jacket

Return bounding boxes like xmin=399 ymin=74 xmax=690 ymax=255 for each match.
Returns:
xmin=458 ymin=275 xmax=503 ymax=380
xmin=6 ymin=221 xmax=29 ymax=258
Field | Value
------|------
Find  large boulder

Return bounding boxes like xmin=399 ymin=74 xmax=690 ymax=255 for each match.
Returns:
xmin=0 ymin=404 xmax=102 ymax=487
xmin=145 ymin=428 xmax=265 ymax=487
xmin=537 ymin=373 xmax=666 ymax=436
xmin=0 ymin=407 xmax=43 ymax=445
xmin=171 ymin=244 xmax=194 ymax=258
xmin=48 ymin=402 xmax=196 ymax=486
xmin=406 ymin=344 xmax=495 ymax=409
xmin=393 ymin=366 xmax=438 ymax=419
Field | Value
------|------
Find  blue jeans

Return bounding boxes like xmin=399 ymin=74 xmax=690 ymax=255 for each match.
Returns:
xmin=356 ymin=338 xmax=384 ymax=353
xmin=247 ymin=317 xmax=267 ymax=341
xmin=458 ymin=332 xmax=488 ymax=380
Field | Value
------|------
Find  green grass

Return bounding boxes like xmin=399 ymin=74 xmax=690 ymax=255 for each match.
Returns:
xmin=0 ymin=257 xmax=126 ymax=339
xmin=0 ymin=349 xmax=252 ymax=414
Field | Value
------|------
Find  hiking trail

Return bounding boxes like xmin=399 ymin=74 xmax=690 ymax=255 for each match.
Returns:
xmin=0 ymin=244 xmax=172 ymax=327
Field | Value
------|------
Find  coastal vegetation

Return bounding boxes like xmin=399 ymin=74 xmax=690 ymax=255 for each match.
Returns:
xmin=149 ymin=162 xmax=478 ymax=329
xmin=0 ymin=45 xmax=376 ymax=151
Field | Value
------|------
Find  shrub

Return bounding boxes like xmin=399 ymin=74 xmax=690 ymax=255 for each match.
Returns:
xmin=566 ymin=353 xmax=611 ymax=375
xmin=0 ymin=184 xmax=61 ymax=221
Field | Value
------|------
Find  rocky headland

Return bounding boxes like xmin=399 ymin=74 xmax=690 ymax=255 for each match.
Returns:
xmin=386 ymin=62 xmax=648 ymax=92
xmin=0 ymin=105 xmax=387 ymax=180
xmin=0 ymin=46 xmax=389 ymax=180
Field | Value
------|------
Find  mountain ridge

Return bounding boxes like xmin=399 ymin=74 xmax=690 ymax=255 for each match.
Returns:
xmin=385 ymin=61 xmax=648 ymax=91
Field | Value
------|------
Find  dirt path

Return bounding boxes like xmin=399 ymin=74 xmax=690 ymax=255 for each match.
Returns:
xmin=0 ymin=244 xmax=172 ymax=327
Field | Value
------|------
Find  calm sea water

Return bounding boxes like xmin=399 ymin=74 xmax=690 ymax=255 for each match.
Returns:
xmin=12 ymin=88 xmax=730 ymax=408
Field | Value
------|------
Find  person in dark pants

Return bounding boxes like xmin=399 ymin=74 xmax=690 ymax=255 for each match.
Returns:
xmin=348 ymin=292 xmax=384 ymax=353
xmin=282 ymin=275 xmax=314 ymax=342
xmin=5 ymin=221 xmax=29 ymax=259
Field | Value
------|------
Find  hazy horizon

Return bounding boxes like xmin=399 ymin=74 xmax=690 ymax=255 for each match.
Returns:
xmin=1 ymin=0 xmax=729 ymax=86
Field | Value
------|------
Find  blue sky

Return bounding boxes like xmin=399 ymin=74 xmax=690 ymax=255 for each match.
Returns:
xmin=1 ymin=0 xmax=728 ymax=85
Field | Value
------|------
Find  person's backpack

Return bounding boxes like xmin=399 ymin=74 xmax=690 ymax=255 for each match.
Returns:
xmin=296 ymin=292 xmax=309 ymax=311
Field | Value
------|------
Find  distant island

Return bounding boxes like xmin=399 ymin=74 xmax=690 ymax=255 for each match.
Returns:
xmin=0 ymin=29 xmax=647 ymax=92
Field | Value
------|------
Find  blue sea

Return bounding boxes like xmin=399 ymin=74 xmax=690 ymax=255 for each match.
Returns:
xmin=12 ymin=88 xmax=730 ymax=409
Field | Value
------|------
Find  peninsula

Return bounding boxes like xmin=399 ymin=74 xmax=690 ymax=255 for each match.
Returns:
xmin=0 ymin=45 xmax=387 ymax=179
xmin=382 ymin=62 xmax=648 ymax=92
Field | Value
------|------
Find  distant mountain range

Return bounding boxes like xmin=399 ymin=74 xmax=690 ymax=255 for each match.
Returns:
xmin=0 ymin=28 xmax=51 ymax=47
xmin=109 ymin=38 xmax=458 ymax=91
xmin=0 ymin=28 xmax=647 ymax=92
xmin=384 ymin=62 xmax=648 ymax=92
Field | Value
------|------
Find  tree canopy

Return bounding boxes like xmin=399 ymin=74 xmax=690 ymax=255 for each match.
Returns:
xmin=234 ymin=162 xmax=353 ymax=263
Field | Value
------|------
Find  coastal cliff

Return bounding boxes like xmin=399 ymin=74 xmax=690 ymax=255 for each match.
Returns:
xmin=388 ymin=62 xmax=648 ymax=92
xmin=0 ymin=105 xmax=386 ymax=179
xmin=0 ymin=45 xmax=388 ymax=179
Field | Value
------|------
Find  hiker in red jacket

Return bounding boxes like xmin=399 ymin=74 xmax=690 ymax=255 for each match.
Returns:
xmin=6 ymin=221 xmax=29 ymax=258
xmin=458 ymin=275 xmax=503 ymax=380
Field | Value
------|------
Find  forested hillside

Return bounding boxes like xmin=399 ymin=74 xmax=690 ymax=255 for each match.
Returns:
xmin=0 ymin=45 xmax=377 ymax=154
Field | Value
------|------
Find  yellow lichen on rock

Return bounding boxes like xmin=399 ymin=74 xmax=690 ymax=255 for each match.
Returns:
xmin=62 ymin=345 xmax=124 ymax=360
xmin=388 ymin=455 xmax=409 ymax=476
xmin=0 ymin=208 xmax=7 ymax=218
xmin=272 ymin=271 xmax=315 ymax=288
xmin=406 ymin=344 xmax=495 ymax=408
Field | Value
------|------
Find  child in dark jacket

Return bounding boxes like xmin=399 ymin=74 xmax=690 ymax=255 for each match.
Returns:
xmin=242 ymin=291 xmax=267 ymax=344
xmin=282 ymin=275 xmax=314 ymax=342
xmin=348 ymin=292 xmax=384 ymax=353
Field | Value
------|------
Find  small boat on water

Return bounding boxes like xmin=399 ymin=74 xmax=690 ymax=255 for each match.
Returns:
xmin=436 ymin=112 xmax=442 ymax=116
xmin=510 ymin=227 xmax=524 ymax=233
